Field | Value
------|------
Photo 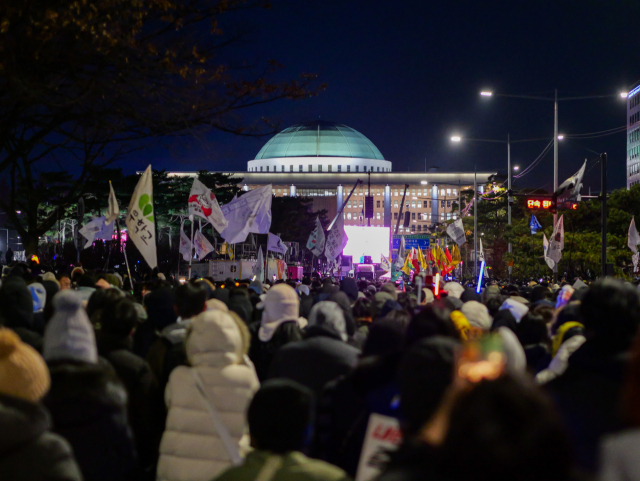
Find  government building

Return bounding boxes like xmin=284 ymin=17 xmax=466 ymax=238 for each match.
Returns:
xmin=175 ymin=120 xmax=495 ymax=233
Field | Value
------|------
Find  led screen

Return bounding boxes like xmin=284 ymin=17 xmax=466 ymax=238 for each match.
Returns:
xmin=343 ymin=226 xmax=390 ymax=263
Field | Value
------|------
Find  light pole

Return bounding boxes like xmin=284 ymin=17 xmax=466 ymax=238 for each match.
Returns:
xmin=451 ymin=134 xmax=544 ymax=281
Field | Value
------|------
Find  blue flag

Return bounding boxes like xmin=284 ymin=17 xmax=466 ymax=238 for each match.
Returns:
xmin=530 ymin=215 xmax=542 ymax=235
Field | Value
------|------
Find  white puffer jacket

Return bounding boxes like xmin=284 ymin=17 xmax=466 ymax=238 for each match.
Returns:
xmin=157 ymin=310 xmax=260 ymax=481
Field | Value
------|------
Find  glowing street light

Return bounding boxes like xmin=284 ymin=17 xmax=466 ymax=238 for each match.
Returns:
xmin=557 ymin=134 xmax=564 ymax=140
xmin=420 ymin=180 xmax=428 ymax=185
xmin=450 ymin=136 xmax=462 ymax=142
xmin=621 ymin=92 xmax=629 ymax=98
xmin=480 ymin=91 xmax=493 ymax=97
xmin=513 ymin=166 xmax=520 ymax=171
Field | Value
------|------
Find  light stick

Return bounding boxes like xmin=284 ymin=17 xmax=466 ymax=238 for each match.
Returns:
xmin=435 ymin=273 xmax=440 ymax=297
xmin=476 ymin=261 xmax=485 ymax=294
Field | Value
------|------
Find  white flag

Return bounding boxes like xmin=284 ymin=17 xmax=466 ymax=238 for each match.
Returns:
xmin=325 ymin=213 xmax=348 ymax=262
xmin=220 ymin=185 xmax=272 ymax=244
xmin=629 ymin=217 xmax=640 ymax=254
xmin=268 ymin=233 xmax=288 ymax=255
xmin=478 ymin=238 xmax=485 ymax=262
xmin=79 ymin=217 xmax=113 ymax=249
xmin=395 ymin=236 xmax=406 ymax=269
xmin=125 ymin=165 xmax=157 ymax=269
xmin=188 ymin=178 xmax=228 ymax=234
xmin=253 ymin=246 xmax=264 ymax=280
xmin=194 ymin=229 xmax=214 ymax=259
xmin=548 ymin=215 xmax=564 ymax=264
xmin=543 ymin=233 xmax=556 ymax=270
xmin=106 ymin=181 xmax=120 ymax=224
xmin=306 ymin=216 xmax=325 ymax=256
xmin=446 ymin=218 xmax=466 ymax=245
xmin=179 ymin=227 xmax=192 ymax=262
xmin=380 ymin=254 xmax=391 ymax=272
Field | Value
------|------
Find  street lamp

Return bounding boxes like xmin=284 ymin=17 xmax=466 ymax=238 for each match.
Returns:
xmin=450 ymin=134 xmax=547 ymax=281
xmin=513 ymin=166 xmax=519 ymax=171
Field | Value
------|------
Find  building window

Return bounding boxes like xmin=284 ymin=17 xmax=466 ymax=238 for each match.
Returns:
xmin=453 ymin=189 xmax=457 ymax=195
xmin=318 ymin=165 xmax=322 ymax=172
xmin=356 ymin=166 xmax=359 ymax=172
xmin=394 ymin=190 xmax=398 ymax=196
xmin=440 ymin=189 xmax=445 ymax=197
xmin=394 ymin=213 xmax=398 ymax=220
xmin=347 ymin=165 xmax=350 ymax=172
xmin=441 ymin=201 xmax=445 ymax=208
xmin=412 ymin=212 xmax=416 ymax=220
xmin=447 ymin=189 xmax=451 ymax=196
xmin=376 ymin=212 xmax=381 ymax=219
xmin=411 ymin=189 xmax=415 ymax=195
xmin=359 ymin=200 xmax=363 ymax=208
xmin=328 ymin=165 xmax=332 ymax=172
xmin=411 ymin=201 xmax=416 ymax=208
xmin=260 ymin=166 xmax=263 ymax=172
xmin=289 ymin=165 xmax=293 ymax=172
xmin=417 ymin=225 xmax=422 ymax=231
xmin=347 ymin=200 xmax=351 ymax=208
xmin=394 ymin=200 xmax=398 ymax=208
xmin=267 ymin=166 xmax=270 ymax=172
xmin=447 ymin=201 xmax=451 ymax=208
xmin=441 ymin=213 xmax=445 ymax=220
xmin=338 ymin=165 xmax=341 ymax=172
xmin=308 ymin=165 xmax=312 ymax=172
xmin=299 ymin=165 xmax=303 ymax=172
xmin=377 ymin=167 xmax=380 ymax=172
xmin=347 ymin=213 xmax=351 ymax=219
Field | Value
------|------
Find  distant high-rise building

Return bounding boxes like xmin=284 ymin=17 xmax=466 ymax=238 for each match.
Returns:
xmin=627 ymin=83 xmax=640 ymax=188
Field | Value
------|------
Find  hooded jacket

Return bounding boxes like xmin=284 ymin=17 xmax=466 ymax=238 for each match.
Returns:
xmin=0 ymin=276 xmax=42 ymax=351
xmin=0 ymin=393 xmax=83 ymax=481
xmin=157 ymin=310 xmax=260 ymax=481
xmin=268 ymin=315 xmax=360 ymax=398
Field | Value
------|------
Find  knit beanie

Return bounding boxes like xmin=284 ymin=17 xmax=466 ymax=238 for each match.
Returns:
xmin=42 ymin=272 xmax=57 ymax=283
xmin=380 ymin=282 xmax=399 ymax=301
xmin=43 ymin=290 xmax=98 ymax=364
xmin=0 ymin=328 xmax=50 ymax=402
xmin=444 ymin=282 xmax=465 ymax=299
xmin=461 ymin=301 xmax=492 ymax=331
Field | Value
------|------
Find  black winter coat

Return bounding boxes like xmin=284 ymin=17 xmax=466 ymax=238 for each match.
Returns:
xmin=268 ymin=325 xmax=360 ymax=397
xmin=249 ymin=320 xmax=303 ymax=382
xmin=0 ymin=393 xmax=83 ymax=481
xmin=44 ymin=359 xmax=139 ymax=481
xmin=98 ymin=334 xmax=163 ymax=476
xmin=315 ymin=352 xmax=402 ymax=476
xmin=546 ymin=338 xmax=630 ymax=473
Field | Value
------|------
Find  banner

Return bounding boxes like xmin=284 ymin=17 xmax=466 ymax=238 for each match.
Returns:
xmin=178 ymin=227 xmax=190 ymax=261
xmin=106 ymin=181 xmax=120 ymax=224
xmin=125 ymin=165 xmax=157 ymax=269
xmin=306 ymin=216 xmax=326 ymax=256
xmin=355 ymin=414 xmax=402 ymax=481
xmin=325 ymin=213 xmax=348 ymax=262
xmin=188 ymin=178 xmax=228 ymax=234
xmin=267 ymin=232 xmax=288 ymax=255
xmin=220 ymin=185 xmax=272 ymax=244
xmin=446 ymin=218 xmax=466 ymax=245
xmin=629 ymin=217 xmax=640 ymax=253
xmin=395 ymin=236 xmax=406 ymax=269
xmin=79 ymin=217 xmax=114 ymax=249
xmin=194 ymin=230 xmax=214 ymax=259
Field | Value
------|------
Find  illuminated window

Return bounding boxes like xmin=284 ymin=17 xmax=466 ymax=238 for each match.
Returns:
xmin=447 ymin=189 xmax=451 ymax=196
xmin=411 ymin=202 xmax=416 ymax=208
xmin=376 ymin=212 xmax=380 ymax=219
xmin=347 ymin=213 xmax=351 ymax=219
xmin=453 ymin=189 xmax=457 ymax=195
xmin=359 ymin=200 xmax=363 ymax=208
xmin=394 ymin=201 xmax=398 ymax=208
xmin=347 ymin=200 xmax=351 ymax=208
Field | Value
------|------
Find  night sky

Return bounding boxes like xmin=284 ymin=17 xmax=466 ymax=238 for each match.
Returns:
xmin=137 ymin=0 xmax=640 ymax=192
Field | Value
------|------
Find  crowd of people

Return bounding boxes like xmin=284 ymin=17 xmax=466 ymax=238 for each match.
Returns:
xmin=0 ymin=260 xmax=639 ymax=481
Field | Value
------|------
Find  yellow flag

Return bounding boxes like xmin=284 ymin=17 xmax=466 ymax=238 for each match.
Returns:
xmin=451 ymin=244 xmax=462 ymax=266
xmin=418 ymin=247 xmax=428 ymax=270
xmin=401 ymin=250 xmax=413 ymax=275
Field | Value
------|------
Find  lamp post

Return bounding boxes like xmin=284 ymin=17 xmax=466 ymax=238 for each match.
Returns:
xmin=450 ymin=134 xmax=544 ymax=281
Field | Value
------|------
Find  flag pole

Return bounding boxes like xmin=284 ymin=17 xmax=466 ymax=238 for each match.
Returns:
xmin=188 ymin=215 xmax=194 ymax=279
xmin=177 ymin=218 xmax=183 ymax=279
xmin=119 ymin=219 xmax=133 ymax=294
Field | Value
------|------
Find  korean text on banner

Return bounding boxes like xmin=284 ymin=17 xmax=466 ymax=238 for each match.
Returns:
xmin=325 ymin=213 xmax=348 ymax=262
xmin=125 ymin=165 xmax=157 ymax=269
xmin=446 ymin=218 xmax=466 ymax=245
xmin=355 ymin=414 xmax=402 ymax=481
xmin=179 ymin=227 xmax=192 ymax=261
xmin=194 ymin=230 xmax=214 ymax=259
xmin=306 ymin=216 xmax=326 ymax=256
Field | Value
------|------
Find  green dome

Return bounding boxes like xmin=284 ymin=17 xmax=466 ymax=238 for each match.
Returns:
xmin=255 ymin=120 xmax=384 ymax=160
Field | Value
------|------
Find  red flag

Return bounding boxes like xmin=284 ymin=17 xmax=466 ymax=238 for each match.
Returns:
xmin=445 ymin=248 xmax=453 ymax=265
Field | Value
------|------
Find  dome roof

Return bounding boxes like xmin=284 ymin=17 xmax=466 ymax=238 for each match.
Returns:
xmin=255 ymin=120 xmax=384 ymax=160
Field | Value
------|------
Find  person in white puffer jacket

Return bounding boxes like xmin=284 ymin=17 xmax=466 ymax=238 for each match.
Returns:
xmin=157 ymin=309 xmax=260 ymax=481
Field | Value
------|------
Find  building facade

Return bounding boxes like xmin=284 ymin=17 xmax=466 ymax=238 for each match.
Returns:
xmin=628 ymin=83 xmax=640 ymax=188
xmin=174 ymin=120 xmax=495 ymax=233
